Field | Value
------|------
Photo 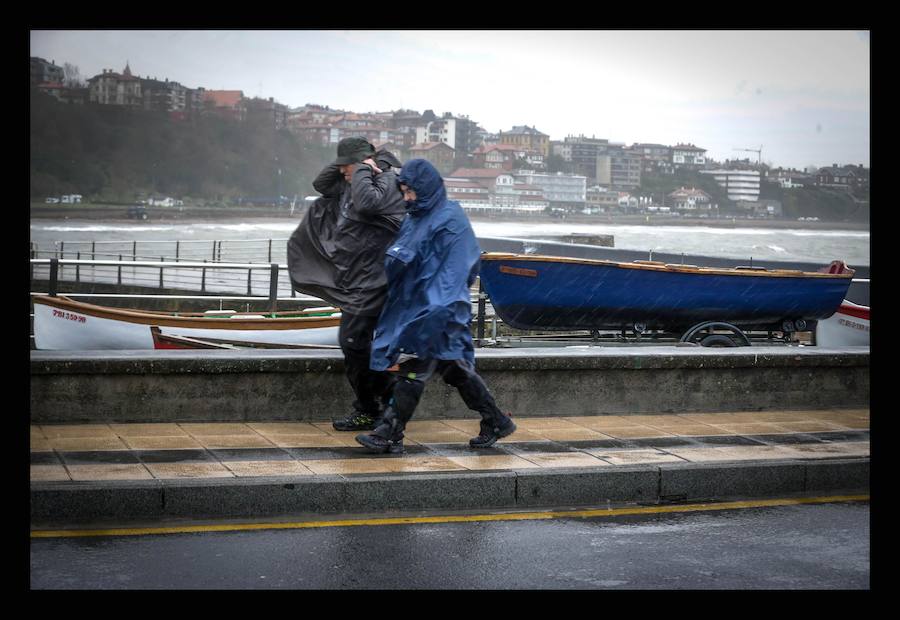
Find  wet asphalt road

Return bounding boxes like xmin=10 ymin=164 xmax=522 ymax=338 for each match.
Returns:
xmin=30 ymin=500 xmax=869 ymax=589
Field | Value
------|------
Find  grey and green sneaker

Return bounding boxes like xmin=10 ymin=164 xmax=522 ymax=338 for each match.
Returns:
xmin=332 ymin=412 xmax=379 ymax=431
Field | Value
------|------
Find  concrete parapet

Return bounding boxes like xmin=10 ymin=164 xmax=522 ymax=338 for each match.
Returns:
xmin=30 ymin=346 xmax=869 ymax=424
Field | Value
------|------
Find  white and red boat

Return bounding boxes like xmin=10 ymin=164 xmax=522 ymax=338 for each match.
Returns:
xmin=814 ymin=299 xmax=870 ymax=347
xmin=32 ymin=295 xmax=341 ymax=350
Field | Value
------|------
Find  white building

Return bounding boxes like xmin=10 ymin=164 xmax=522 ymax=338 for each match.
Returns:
xmin=699 ymin=169 xmax=760 ymax=202
xmin=512 ymin=171 xmax=586 ymax=207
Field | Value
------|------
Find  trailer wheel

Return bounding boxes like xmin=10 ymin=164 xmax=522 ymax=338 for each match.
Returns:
xmin=699 ymin=334 xmax=737 ymax=347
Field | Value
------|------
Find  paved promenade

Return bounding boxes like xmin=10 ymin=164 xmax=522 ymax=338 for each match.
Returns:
xmin=31 ymin=408 xmax=869 ymax=526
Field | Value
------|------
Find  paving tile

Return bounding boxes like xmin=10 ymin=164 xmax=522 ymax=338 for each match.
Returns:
xmin=517 ymin=452 xmax=612 ymax=468
xmin=679 ymin=412 xmax=772 ymax=424
xmin=30 ymin=437 xmax=53 ymax=452
xmin=48 ymin=436 xmax=130 ymax=452
xmin=769 ymin=421 xmax=849 ymax=433
xmin=562 ymin=415 xmax=642 ymax=429
xmin=664 ymin=445 xmax=807 ymax=463
xmin=403 ymin=430 xmax=473 ymax=444
xmin=444 ymin=454 xmax=541 ymax=471
xmin=221 ymin=461 xmax=314 ymax=477
xmin=422 ymin=443 xmax=508 ymax=457
xmin=747 ymin=410 xmax=832 ymax=423
xmin=300 ymin=458 xmax=403 ymax=475
xmin=122 ymin=436 xmax=205 ymax=451
xmin=404 ymin=420 xmax=460 ymax=433
xmin=31 ymin=451 xmax=62 ymax=465
xmin=596 ymin=426 xmax=678 ymax=439
xmin=706 ymin=423 xmax=797 ymax=435
xmin=66 ymin=464 xmax=154 ymax=481
xmin=688 ymin=435 xmax=770 ymax=447
xmin=178 ymin=423 xmax=257 ymax=436
xmin=145 ymin=462 xmax=235 ymax=479
xmin=137 ymin=449 xmax=215 ymax=463
xmin=58 ymin=450 xmax=140 ymax=465
xmin=585 ymin=449 xmax=687 ymax=466
xmin=529 ymin=428 xmax=615 ymax=442
xmin=193 ymin=434 xmax=276 ymax=449
xmin=625 ymin=437 xmax=700 ymax=449
xmin=616 ymin=415 xmax=691 ymax=426
xmin=566 ymin=439 xmax=632 ymax=450
xmin=247 ymin=422 xmax=331 ymax=436
xmin=778 ymin=441 xmax=870 ymax=459
xmin=207 ymin=448 xmax=295 ymax=462
xmin=266 ymin=434 xmax=359 ymax=448
xmin=30 ymin=464 xmax=70 ymax=481
xmin=40 ymin=424 xmax=116 ymax=439
xmin=108 ymin=423 xmax=189 ymax=437
xmin=383 ymin=455 xmax=464 ymax=473
xmin=645 ymin=424 xmax=725 ymax=436
xmin=806 ymin=431 xmax=870 ymax=443
xmin=440 ymin=419 xmax=482 ymax=434
xmin=512 ymin=418 xmax=585 ymax=431
xmin=284 ymin=446 xmax=432 ymax=461
xmin=502 ymin=441 xmax=580 ymax=455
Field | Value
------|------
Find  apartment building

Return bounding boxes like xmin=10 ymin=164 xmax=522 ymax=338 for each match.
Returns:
xmin=514 ymin=170 xmax=586 ymax=209
xmin=699 ymin=168 xmax=760 ymax=202
xmin=31 ymin=57 xmax=65 ymax=86
xmin=596 ymin=146 xmax=642 ymax=189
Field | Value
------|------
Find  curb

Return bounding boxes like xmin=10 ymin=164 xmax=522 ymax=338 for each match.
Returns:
xmin=31 ymin=457 xmax=869 ymax=526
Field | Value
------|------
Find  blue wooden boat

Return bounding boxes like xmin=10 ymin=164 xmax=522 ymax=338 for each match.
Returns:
xmin=478 ymin=252 xmax=855 ymax=336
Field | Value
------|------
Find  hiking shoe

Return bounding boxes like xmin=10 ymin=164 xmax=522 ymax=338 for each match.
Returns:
xmin=355 ymin=432 xmax=404 ymax=454
xmin=332 ymin=412 xmax=379 ymax=431
xmin=469 ymin=414 xmax=517 ymax=448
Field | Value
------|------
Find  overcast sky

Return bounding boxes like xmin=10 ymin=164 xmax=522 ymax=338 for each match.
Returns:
xmin=30 ymin=29 xmax=870 ymax=171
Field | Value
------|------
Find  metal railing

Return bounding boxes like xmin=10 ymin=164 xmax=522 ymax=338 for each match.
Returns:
xmin=29 ymin=238 xmax=290 ymax=265
xmin=30 ymin=258 xmax=301 ymax=313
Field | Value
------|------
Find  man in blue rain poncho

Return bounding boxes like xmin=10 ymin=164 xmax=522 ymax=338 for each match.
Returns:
xmin=356 ymin=159 xmax=516 ymax=454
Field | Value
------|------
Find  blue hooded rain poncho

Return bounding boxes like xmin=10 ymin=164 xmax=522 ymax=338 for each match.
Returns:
xmin=370 ymin=159 xmax=481 ymax=372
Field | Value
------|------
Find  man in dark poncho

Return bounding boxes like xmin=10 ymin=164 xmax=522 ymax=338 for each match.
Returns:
xmin=287 ymin=137 xmax=406 ymax=431
xmin=355 ymin=159 xmax=516 ymax=454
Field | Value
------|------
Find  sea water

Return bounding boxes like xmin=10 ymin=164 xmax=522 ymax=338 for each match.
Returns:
xmin=30 ymin=218 xmax=871 ymax=267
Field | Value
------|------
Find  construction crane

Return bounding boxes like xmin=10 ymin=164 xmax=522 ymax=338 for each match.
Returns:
xmin=733 ymin=145 xmax=763 ymax=166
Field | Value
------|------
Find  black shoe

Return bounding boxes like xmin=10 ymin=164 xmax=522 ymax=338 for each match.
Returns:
xmin=355 ymin=432 xmax=404 ymax=454
xmin=469 ymin=414 xmax=517 ymax=448
xmin=332 ymin=412 xmax=380 ymax=431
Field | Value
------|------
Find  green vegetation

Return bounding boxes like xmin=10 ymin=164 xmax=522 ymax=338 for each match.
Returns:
xmin=30 ymin=90 xmax=335 ymax=204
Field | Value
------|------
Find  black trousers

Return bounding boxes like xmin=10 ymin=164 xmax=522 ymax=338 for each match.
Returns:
xmin=374 ymin=358 xmax=504 ymax=440
xmin=338 ymin=312 xmax=396 ymax=415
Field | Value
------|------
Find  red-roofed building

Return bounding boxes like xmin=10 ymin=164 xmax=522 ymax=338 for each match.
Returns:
xmin=202 ymin=90 xmax=246 ymax=121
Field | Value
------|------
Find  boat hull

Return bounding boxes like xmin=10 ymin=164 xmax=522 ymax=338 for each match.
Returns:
xmin=32 ymin=295 xmax=340 ymax=350
xmin=814 ymin=300 xmax=870 ymax=347
xmin=479 ymin=254 xmax=854 ymax=332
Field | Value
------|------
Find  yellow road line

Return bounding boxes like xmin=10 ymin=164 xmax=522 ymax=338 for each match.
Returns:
xmin=31 ymin=494 xmax=868 ymax=539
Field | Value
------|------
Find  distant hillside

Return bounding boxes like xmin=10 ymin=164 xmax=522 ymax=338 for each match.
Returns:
xmin=30 ymin=89 xmax=336 ymax=203
xmin=642 ymin=169 xmax=868 ymax=223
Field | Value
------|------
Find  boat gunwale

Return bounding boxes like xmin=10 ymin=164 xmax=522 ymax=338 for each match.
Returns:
xmin=31 ymin=295 xmax=341 ymax=331
xmin=479 ymin=252 xmax=855 ymax=279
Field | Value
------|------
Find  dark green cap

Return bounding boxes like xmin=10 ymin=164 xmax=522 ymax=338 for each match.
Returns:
xmin=334 ymin=137 xmax=376 ymax=165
